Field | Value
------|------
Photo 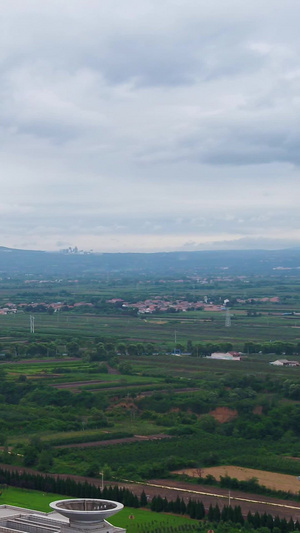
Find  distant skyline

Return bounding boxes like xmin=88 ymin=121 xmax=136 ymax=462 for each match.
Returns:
xmin=1 ymin=1 xmax=300 ymax=252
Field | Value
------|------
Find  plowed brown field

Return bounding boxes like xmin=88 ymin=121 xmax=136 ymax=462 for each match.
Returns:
xmin=174 ymin=465 xmax=300 ymax=494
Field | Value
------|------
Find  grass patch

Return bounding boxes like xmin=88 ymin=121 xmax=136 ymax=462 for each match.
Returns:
xmin=0 ymin=487 xmax=68 ymax=512
xmin=106 ymin=507 xmax=198 ymax=532
xmin=8 ymin=420 xmax=167 ymax=447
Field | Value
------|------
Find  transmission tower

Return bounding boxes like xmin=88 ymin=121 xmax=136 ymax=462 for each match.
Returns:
xmin=30 ymin=315 xmax=35 ymax=334
xmin=225 ymin=308 xmax=231 ymax=328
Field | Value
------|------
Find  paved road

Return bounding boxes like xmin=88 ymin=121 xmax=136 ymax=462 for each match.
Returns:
xmin=128 ymin=478 xmax=300 ymax=520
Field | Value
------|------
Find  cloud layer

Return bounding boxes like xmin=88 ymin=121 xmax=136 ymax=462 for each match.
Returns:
xmin=0 ymin=0 xmax=300 ymax=251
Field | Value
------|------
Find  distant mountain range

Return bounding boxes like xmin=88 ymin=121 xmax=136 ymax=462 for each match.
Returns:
xmin=1 ymin=246 xmax=300 ymax=277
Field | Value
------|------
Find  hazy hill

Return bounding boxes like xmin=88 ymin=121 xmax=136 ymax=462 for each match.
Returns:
xmin=0 ymin=247 xmax=300 ymax=277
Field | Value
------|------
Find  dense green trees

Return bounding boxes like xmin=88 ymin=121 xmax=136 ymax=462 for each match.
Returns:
xmin=243 ymin=340 xmax=300 ymax=355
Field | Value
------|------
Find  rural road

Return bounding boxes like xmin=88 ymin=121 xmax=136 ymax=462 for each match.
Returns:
xmin=126 ymin=478 xmax=300 ymax=520
xmin=1 ymin=464 xmax=300 ymax=521
xmin=55 ymin=434 xmax=172 ymax=449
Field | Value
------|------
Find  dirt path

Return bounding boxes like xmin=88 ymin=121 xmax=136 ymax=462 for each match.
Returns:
xmin=50 ymin=380 xmax=107 ymax=389
xmin=51 ymin=383 xmax=201 ymax=394
xmin=8 ymin=358 xmax=79 ymax=364
xmin=55 ymin=434 xmax=172 ymax=449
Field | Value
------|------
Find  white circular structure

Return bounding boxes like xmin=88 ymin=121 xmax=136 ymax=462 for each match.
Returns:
xmin=50 ymin=498 xmax=124 ymax=523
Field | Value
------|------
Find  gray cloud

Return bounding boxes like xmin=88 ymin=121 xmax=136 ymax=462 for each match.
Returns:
xmin=0 ymin=0 xmax=299 ymax=251
xmin=197 ymin=237 xmax=300 ymax=251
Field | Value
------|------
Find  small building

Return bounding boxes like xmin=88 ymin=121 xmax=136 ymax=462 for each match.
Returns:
xmin=207 ymin=352 xmax=241 ymax=361
xmin=270 ymin=359 xmax=299 ymax=367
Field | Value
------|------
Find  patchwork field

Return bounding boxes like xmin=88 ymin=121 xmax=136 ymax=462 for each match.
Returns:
xmin=175 ymin=465 xmax=300 ymax=494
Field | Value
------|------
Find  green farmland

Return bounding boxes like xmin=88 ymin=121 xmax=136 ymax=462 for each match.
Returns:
xmin=1 ymin=308 xmax=300 ymax=349
xmin=1 ymin=273 xmax=300 ymax=496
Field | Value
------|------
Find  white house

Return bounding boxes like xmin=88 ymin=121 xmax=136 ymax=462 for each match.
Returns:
xmin=270 ymin=359 xmax=299 ymax=367
xmin=207 ymin=352 xmax=241 ymax=361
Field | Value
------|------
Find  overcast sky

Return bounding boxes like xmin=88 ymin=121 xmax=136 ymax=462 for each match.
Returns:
xmin=1 ymin=0 xmax=300 ymax=252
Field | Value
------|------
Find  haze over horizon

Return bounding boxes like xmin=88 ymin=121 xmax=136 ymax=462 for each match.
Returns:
xmin=1 ymin=1 xmax=299 ymax=253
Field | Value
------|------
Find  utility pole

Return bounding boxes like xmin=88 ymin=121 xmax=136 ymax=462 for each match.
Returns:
xmin=99 ymin=471 xmax=104 ymax=491
xmin=30 ymin=315 xmax=35 ymax=334
xmin=225 ymin=308 xmax=231 ymax=328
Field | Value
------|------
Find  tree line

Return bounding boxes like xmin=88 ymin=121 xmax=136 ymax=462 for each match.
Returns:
xmin=0 ymin=467 xmax=298 ymax=531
